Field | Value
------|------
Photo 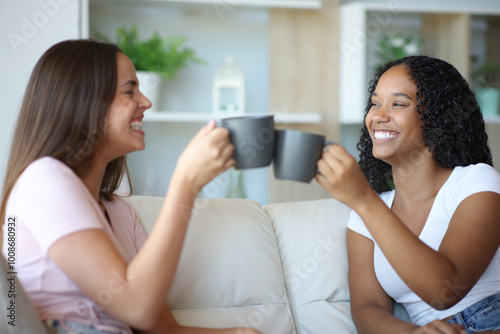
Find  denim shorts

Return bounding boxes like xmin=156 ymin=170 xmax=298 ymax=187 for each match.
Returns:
xmin=447 ymin=293 xmax=500 ymax=333
xmin=44 ymin=320 xmax=116 ymax=334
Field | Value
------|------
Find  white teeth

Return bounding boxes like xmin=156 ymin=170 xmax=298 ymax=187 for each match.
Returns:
xmin=131 ymin=120 xmax=143 ymax=131
xmin=374 ymin=131 xmax=397 ymax=140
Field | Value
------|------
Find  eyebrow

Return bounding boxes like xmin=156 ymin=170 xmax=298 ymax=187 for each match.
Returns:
xmin=372 ymin=92 xmax=412 ymax=100
xmin=120 ymin=80 xmax=137 ymax=88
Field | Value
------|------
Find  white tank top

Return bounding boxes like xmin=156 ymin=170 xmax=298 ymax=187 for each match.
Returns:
xmin=347 ymin=163 xmax=500 ymax=325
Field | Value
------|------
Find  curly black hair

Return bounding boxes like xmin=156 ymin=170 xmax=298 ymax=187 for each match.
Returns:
xmin=357 ymin=55 xmax=493 ymax=193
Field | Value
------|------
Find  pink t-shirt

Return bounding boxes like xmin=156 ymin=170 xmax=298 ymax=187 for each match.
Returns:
xmin=2 ymin=157 xmax=147 ymax=333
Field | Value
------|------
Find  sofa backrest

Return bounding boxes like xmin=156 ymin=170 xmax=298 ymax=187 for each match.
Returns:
xmin=264 ymin=198 xmax=354 ymax=333
xmin=125 ymin=196 xmax=356 ymax=334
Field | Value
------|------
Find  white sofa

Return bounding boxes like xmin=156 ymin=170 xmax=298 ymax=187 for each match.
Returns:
xmin=0 ymin=195 xmax=410 ymax=333
xmin=125 ymin=196 xmax=357 ymax=334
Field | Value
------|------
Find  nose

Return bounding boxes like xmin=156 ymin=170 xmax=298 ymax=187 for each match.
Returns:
xmin=369 ymin=104 xmax=390 ymax=123
xmin=139 ymin=91 xmax=152 ymax=110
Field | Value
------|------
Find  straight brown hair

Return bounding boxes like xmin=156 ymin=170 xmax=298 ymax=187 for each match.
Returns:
xmin=1 ymin=39 xmax=131 ymax=238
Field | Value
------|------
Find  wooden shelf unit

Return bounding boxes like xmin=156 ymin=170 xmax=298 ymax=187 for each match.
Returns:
xmin=339 ymin=0 xmax=500 ymax=124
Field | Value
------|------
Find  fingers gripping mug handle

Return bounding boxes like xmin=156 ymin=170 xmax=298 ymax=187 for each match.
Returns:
xmin=316 ymin=141 xmax=338 ymax=174
xmin=324 ymin=140 xmax=337 ymax=148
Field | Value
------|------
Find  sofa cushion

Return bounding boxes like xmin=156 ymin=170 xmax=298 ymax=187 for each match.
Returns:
xmin=264 ymin=198 xmax=356 ymax=334
xmin=124 ymin=196 xmax=296 ymax=334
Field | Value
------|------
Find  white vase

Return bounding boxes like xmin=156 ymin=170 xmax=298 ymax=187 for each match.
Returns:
xmin=136 ymin=71 xmax=162 ymax=111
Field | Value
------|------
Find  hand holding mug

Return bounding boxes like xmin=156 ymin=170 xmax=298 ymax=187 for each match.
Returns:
xmin=174 ymin=120 xmax=235 ymax=193
xmin=315 ymin=144 xmax=374 ymax=208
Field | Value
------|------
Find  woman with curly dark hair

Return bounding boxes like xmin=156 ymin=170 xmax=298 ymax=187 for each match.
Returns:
xmin=316 ymin=56 xmax=500 ymax=333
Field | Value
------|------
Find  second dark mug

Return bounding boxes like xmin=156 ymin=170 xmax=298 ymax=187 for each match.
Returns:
xmin=221 ymin=115 xmax=275 ymax=169
xmin=273 ymin=129 xmax=335 ymax=183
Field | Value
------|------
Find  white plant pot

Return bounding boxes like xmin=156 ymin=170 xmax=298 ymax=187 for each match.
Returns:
xmin=136 ymin=71 xmax=163 ymax=111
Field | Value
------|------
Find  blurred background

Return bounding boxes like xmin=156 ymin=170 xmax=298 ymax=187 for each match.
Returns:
xmin=1 ymin=0 xmax=499 ymax=205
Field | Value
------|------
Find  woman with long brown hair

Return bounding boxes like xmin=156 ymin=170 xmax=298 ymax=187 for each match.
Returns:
xmin=1 ymin=39 xmax=260 ymax=334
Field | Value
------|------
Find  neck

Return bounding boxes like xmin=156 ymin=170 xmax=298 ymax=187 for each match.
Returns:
xmin=391 ymin=158 xmax=453 ymax=204
xmin=76 ymin=160 xmax=107 ymax=202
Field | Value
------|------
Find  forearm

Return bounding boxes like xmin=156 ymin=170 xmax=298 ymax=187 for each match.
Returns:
xmin=134 ymin=305 xmax=257 ymax=334
xmin=123 ymin=177 xmax=199 ymax=327
xmin=353 ymin=305 xmax=418 ymax=334
xmin=137 ymin=325 xmax=244 ymax=334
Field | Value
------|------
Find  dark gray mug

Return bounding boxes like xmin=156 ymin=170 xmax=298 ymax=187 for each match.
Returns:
xmin=273 ymin=129 xmax=335 ymax=183
xmin=221 ymin=115 xmax=275 ymax=169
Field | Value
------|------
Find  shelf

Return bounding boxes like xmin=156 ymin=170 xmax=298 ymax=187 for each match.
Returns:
xmin=170 ymin=0 xmax=321 ymax=9
xmin=143 ymin=111 xmax=322 ymax=124
xmin=339 ymin=0 xmax=500 ymax=125
xmin=343 ymin=1 xmax=500 ymax=15
xmin=90 ymin=0 xmax=322 ymax=9
xmin=484 ymin=116 xmax=500 ymax=124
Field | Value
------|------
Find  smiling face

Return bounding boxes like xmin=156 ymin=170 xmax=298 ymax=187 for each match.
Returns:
xmin=101 ymin=52 xmax=151 ymax=162
xmin=365 ymin=65 xmax=429 ymax=165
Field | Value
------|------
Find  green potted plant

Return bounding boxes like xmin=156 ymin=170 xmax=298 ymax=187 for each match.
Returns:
xmin=471 ymin=55 xmax=500 ymax=117
xmin=94 ymin=25 xmax=205 ymax=110
xmin=374 ymin=33 xmax=423 ymax=70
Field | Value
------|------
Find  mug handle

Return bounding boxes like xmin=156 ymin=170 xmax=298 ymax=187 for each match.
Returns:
xmin=315 ymin=141 xmax=338 ymax=174
xmin=323 ymin=140 xmax=337 ymax=148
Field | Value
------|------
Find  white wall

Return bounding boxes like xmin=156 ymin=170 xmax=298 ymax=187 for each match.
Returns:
xmin=0 ymin=0 xmax=81 ymax=192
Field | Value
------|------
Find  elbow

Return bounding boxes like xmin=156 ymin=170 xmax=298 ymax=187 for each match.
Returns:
xmin=425 ymin=279 xmax=469 ymax=311
xmin=125 ymin=303 xmax=162 ymax=331
xmin=130 ymin=319 xmax=156 ymax=332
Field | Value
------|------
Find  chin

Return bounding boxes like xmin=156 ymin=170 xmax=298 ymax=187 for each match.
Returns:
xmin=134 ymin=143 xmax=146 ymax=152
xmin=372 ymin=151 xmax=393 ymax=163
